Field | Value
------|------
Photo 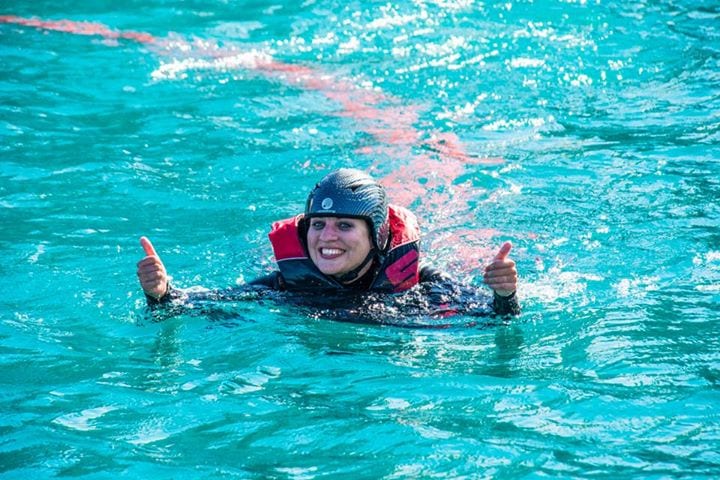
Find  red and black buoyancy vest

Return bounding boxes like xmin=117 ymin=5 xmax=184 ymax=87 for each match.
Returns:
xmin=268 ymin=205 xmax=420 ymax=293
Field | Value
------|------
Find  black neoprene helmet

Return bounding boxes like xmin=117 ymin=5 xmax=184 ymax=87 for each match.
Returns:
xmin=304 ymin=168 xmax=390 ymax=252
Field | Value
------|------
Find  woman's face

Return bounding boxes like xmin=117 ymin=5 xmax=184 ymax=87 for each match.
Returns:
xmin=306 ymin=217 xmax=373 ymax=279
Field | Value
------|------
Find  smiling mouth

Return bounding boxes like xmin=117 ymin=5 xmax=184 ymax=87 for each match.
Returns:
xmin=320 ymin=248 xmax=344 ymax=258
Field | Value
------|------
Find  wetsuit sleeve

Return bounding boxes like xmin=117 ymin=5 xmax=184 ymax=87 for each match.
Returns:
xmin=418 ymin=263 xmax=520 ymax=316
xmin=492 ymin=291 xmax=520 ymax=316
xmin=145 ymin=285 xmax=183 ymax=307
xmin=419 ymin=265 xmax=452 ymax=283
xmin=144 ymin=271 xmax=285 ymax=308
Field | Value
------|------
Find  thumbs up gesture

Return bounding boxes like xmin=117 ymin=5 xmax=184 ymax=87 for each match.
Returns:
xmin=483 ymin=241 xmax=517 ymax=297
xmin=136 ymin=236 xmax=168 ymax=300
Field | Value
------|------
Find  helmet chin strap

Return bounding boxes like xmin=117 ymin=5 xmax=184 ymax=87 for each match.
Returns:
xmin=335 ymin=248 xmax=378 ymax=284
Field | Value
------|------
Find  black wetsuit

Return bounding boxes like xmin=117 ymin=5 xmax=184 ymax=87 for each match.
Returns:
xmin=145 ymin=264 xmax=520 ymax=322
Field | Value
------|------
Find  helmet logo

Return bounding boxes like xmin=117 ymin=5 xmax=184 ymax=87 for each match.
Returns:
xmin=321 ymin=197 xmax=333 ymax=210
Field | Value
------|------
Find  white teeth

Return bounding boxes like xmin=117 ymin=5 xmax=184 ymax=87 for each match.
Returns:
xmin=321 ymin=248 xmax=343 ymax=256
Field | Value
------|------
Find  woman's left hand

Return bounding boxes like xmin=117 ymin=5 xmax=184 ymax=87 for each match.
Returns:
xmin=484 ymin=241 xmax=517 ymax=297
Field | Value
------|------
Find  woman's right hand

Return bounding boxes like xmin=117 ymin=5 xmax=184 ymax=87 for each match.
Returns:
xmin=136 ymin=236 xmax=168 ymax=299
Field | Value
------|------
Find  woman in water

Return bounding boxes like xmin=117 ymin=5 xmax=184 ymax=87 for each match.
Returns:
xmin=137 ymin=168 xmax=519 ymax=318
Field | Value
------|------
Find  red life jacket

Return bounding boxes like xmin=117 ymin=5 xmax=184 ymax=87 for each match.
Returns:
xmin=268 ymin=205 xmax=420 ymax=293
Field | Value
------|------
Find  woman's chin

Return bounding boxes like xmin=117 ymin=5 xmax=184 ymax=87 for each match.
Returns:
xmin=319 ymin=266 xmax=343 ymax=276
xmin=317 ymin=261 xmax=352 ymax=277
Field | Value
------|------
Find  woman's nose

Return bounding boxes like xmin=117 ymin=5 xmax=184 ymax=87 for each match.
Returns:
xmin=319 ymin=224 xmax=338 ymax=240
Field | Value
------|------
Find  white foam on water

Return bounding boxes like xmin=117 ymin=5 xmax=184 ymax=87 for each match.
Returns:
xmin=53 ymin=406 xmax=119 ymax=431
xmin=151 ymin=51 xmax=273 ymax=81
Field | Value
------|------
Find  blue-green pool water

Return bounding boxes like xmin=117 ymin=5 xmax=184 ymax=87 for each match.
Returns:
xmin=2 ymin=1 xmax=719 ymax=478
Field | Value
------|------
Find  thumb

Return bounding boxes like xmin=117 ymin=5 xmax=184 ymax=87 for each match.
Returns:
xmin=494 ymin=241 xmax=512 ymax=260
xmin=140 ymin=236 xmax=159 ymax=257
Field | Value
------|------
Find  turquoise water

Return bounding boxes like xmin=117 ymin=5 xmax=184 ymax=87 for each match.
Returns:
xmin=2 ymin=0 xmax=719 ymax=478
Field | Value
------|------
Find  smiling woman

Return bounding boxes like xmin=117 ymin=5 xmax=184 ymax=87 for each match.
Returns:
xmin=307 ymin=217 xmax=373 ymax=280
xmin=136 ymin=168 xmax=520 ymax=317
xmin=302 ymin=168 xmax=392 ymax=287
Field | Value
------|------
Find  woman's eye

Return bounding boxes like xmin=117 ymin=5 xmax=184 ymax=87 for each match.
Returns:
xmin=338 ymin=222 xmax=353 ymax=231
xmin=312 ymin=221 xmax=325 ymax=230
